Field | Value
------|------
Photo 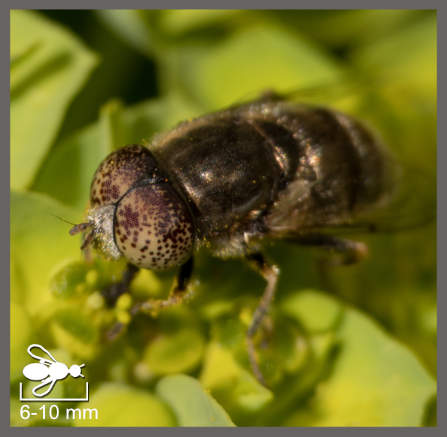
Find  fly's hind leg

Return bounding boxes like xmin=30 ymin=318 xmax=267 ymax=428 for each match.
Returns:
xmin=245 ymin=252 xmax=280 ymax=387
xmin=290 ymin=234 xmax=368 ymax=292
xmin=107 ymin=257 xmax=195 ymax=340
xmin=292 ymin=234 xmax=368 ymax=266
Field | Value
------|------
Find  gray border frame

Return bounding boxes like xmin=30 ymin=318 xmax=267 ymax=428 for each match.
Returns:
xmin=5 ymin=1 xmax=441 ymax=435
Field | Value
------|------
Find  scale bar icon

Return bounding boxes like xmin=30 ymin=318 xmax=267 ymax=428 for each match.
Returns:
xmin=19 ymin=382 xmax=89 ymax=402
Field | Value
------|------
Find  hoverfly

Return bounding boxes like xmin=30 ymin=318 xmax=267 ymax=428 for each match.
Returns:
xmin=70 ymin=89 xmax=434 ymax=385
xmin=22 ymin=344 xmax=85 ymax=397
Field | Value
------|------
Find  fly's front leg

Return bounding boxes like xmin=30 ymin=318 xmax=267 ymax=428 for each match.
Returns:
xmin=245 ymin=252 xmax=280 ymax=387
xmin=102 ymin=263 xmax=140 ymax=307
xmin=107 ymin=257 xmax=195 ymax=341
xmin=130 ymin=256 xmax=195 ymax=316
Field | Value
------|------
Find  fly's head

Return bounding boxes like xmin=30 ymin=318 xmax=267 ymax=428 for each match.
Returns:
xmin=70 ymin=145 xmax=195 ymax=270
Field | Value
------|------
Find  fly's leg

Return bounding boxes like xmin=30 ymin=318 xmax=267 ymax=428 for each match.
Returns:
xmin=102 ymin=263 xmax=140 ymax=307
xmin=245 ymin=252 xmax=280 ymax=387
xmin=106 ymin=257 xmax=195 ymax=340
xmin=131 ymin=256 xmax=195 ymax=316
xmin=292 ymin=234 xmax=368 ymax=266
xmin=290 ymin=234 xmax=368 ymax=292
xmin=259 ymin=313 xmax=274 ymax=349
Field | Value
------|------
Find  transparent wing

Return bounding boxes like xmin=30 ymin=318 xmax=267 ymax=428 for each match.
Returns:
xmin=301 ymin=163 xmax=435 ymax=236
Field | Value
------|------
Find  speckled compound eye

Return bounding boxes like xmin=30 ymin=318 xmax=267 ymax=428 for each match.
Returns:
xmin=90 ymin=145 xmax=160 ymax=208
xmin=114 ymin=183 xmax=195 ymax=270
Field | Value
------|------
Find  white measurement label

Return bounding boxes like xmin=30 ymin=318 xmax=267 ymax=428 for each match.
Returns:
xmin=20 ymin=404 xmax=98 ymax=421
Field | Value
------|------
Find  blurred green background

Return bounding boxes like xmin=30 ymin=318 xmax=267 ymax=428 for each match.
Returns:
xmin=10 ymin=10 xmax=436 ymax=427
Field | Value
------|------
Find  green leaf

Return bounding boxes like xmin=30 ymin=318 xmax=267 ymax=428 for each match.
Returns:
xmin=49 ymin=260 xmax=88 ymax=299
xmin=10 ymin=10 xmax=97 ymax=190
xmin=76 ymin=383 xmax=175 ymax=426
xmin=352 ymin=14 xmax=436 ymax=168
xmin=99 ymin=99 xmax=126 ymax=153
xmin=11 ymin=191 xmax=82 ymax=316
xmin=158 ymin=10 xmax=244 ymax=36
xmin=160 ymin=22 xmax=343 ymax=109
xmin=143 ymin=329 xmax=205 ymax=375
xmin=30 ymin=122 xmax=102 ymax=211
xmin=200 ymin=342 xmax=273 ymax=414
xmin=353 ymin=13 xmax=436 ymax=96
xmin=10 ymin=303 xmax=32 ymax=382
xmin=281 ymin=291 xmax=436 ymax=426
xmin=96 ymin=10 xmax=155 ymax=55
xmin=51 ymin=307 xmax=99 ymax=359
xmin=156 ymin=374 xmax=235 ymax=426
xmin=281 ymin=289 xmax=343 ymax=333
xmin=271 ymin=10 xmax=426 ymax=48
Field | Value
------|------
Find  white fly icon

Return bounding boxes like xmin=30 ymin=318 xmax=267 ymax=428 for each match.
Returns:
xmin=22 ymin=344 xmax=85 ymax=398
